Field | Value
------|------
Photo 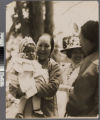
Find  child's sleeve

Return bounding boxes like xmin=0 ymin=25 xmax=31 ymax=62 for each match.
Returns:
xmin=19 ymin=75 xmax=38 ymax=99
xmin=9 ymin=84 xmax=25 ymax=99
xmin=6 ymin=58 xmax=19 ymax=88
xmin=7 ymin=57 xmax=23 ymax=98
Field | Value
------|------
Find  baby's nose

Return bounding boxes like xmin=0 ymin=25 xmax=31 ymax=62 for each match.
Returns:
xmin=41 ymin=46 xmax=45 ymax=51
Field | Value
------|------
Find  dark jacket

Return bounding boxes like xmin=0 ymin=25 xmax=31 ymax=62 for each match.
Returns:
xmin=35 ymin=59 xmax=61 ymax=117
xmin=66 ymin=52 xmax=99 ymax=117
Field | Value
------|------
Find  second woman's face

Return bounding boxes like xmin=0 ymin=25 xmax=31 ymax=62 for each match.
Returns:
xmin=71 ymin=48 xmax=84 ymax=64
xmin=36 ymin=36 xmax=51 ymax=61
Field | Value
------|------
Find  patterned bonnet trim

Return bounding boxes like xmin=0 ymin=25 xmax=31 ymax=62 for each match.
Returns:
xmin=19 ymin=36 xmax=35 ymax=53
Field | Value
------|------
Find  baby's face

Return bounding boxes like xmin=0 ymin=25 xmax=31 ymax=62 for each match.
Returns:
xmin=23 ymin=43 xmax=36 ymax=60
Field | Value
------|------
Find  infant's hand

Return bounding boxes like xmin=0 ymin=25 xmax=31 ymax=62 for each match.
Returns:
xmin=19 ymin=53 xmax=27 ymax=59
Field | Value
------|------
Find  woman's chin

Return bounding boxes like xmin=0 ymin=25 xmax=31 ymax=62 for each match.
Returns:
xmin=38 ymin=57 xmax=46 ymax=61
xmin=38 ymin=55 xmax=48 ymax=61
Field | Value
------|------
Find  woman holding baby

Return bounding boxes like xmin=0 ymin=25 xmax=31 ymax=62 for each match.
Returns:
xmin=9 ymin=33 xmax=61 ymax=118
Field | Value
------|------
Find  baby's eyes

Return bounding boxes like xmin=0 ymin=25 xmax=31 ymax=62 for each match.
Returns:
xmin=23 ymin=48 xmax=35 ymax=53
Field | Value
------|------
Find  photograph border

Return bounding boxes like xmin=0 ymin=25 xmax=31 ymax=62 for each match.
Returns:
xmin=0 ymin=0 xmax=99 ymax=120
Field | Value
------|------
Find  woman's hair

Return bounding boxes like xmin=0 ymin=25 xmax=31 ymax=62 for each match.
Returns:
xmin=50 ymin=36 xmax=54 ymax=55
xmin=81 ymin=20 xmax=99 ymax=49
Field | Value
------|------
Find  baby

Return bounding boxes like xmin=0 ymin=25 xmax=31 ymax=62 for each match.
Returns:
xmin=7 ymin=37 xmax=49 ymax=118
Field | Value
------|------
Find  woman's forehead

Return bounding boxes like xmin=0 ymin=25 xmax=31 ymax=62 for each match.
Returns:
xmin=38 ymin=36 xmax=51 ymax=44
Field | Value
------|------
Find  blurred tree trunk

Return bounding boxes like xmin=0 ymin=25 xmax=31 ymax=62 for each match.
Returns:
xmin=16 ymin=1 xmax=30 ymax=37
xmin=7 ymin=1 xmax=54 ymax=43
xmin=44 ymin=1 xmax=54 ymax=36
xmin=29 ymin=1 xmax=44 ymax=43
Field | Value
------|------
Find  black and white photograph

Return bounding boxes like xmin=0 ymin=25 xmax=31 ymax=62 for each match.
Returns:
xmin=6 ymin=1 xmax=99 ymax=118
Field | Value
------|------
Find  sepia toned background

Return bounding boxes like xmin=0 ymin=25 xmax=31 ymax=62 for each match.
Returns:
xmin=5 ymin=0 xmax=99 ymax=119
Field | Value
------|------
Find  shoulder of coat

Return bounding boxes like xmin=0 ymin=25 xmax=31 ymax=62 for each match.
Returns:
xmin=49 ymin=58 xmax=57 ymax=65
xmin=93 ymin=59 xmax=99 ymax=66
xmin=92 ymin=59 xmax=99 ymax=73
xmin=49 ymin=58 xmax=61 ymax=72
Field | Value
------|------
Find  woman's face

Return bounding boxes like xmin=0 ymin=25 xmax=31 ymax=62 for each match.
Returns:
xmin=79 ymin=32 xmax=94 ymax=56
xmin=36 ymin=35 xmax=51 ymax=61
xmin=71 ymin=48 xmax=84 ymax=64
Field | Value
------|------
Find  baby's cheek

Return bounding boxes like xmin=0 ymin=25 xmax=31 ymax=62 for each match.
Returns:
xmin=32 ymin=53 xmax=36 ymax=59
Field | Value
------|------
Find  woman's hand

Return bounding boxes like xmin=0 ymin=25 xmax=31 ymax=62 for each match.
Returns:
xmin=59 ymin=84 xmax=73 ymax=91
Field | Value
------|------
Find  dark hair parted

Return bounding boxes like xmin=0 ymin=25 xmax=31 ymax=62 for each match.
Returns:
xmin=50 ymin=36 xmax=54 ymax=55
xmin=81 ymin=20 xmax=99 ymax=48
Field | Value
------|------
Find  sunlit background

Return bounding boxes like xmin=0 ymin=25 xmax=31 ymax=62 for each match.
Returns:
xmin=6 ymin=1 xmax=99 ymax=47
xmin=6 ymin=1 xmax=99 ymax=33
